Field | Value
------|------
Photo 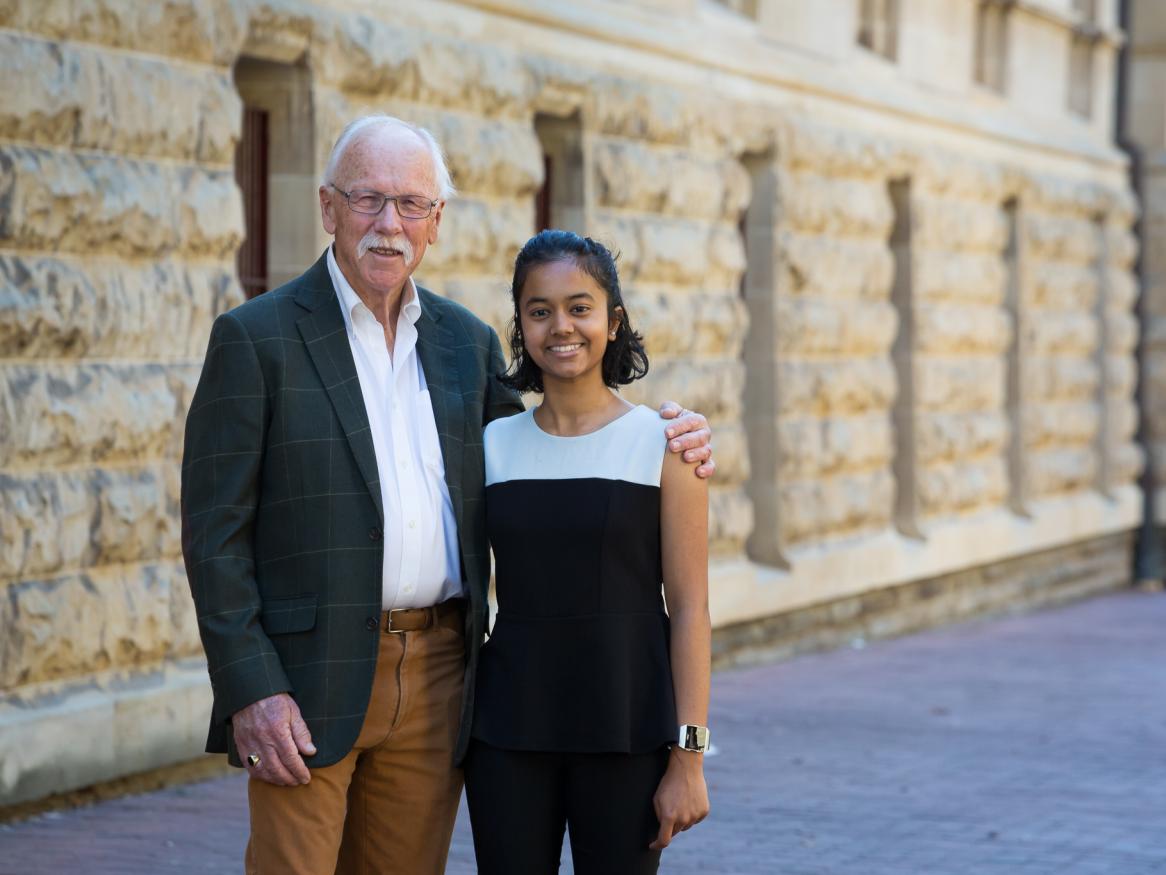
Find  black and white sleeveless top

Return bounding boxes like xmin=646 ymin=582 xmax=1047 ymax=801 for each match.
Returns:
xmin=471 ymin=404 xmax=677 ymax=754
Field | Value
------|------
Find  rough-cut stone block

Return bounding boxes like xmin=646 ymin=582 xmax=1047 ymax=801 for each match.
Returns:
xmin=1028 ymin=310 xmax=1097 ymax=355
xmin=779 ymin=358 xmax=896 ymax=416
xmin=1023 ymin=401 xmax=1099 ymax=448
xmin=780 ymin=469 xmax=895 ymax=543
xmin=919 ymin=457 xmax=1008 ymax=515
xmin=779 ymin=172 xmax=893 ymax=238
xmin=1111 ymin=440 xmax=1145 ymax=485
xmin=317 ymin=16 xmax=532 ymax=116
xmin=782 ymin=119 xmax=898 ymax=179
xmin=594 ymin=140 xmax=750 ymax=222
xmin=707 ymin=422 xmax=748 ymax=485
xmin=707 ymin=221 xmax=747 ymax=288
xmin=1106 ymin=268 xmax=1138 ymax=310
xmin=1025 ymin=355 xmax=1099 ymax=402
xmin=0 ymin=256 xmax=238 ymax=359
xmin=914 ymin=250 xmax=1005 ymax=304
xmin=709 ymin=487 xmax=752 ymax=554
xmin=169 ymin=565 xmax=202 ymax=659
xmin=415 ymin=196 xmax=530 ymax=276
xmin=1 ymin=0 xmax=246 ymax=66
xmin=1025 ymin=214 xmax=1101 ymax=263
xmin=1027 ymin=447 xmax=1097 ymax=495
xmin=916 ymin=411 xmax=1008 ymax=464
xmin=70 ymin=49 xmax=232 ymax=162
xmin=915 ymin=357 xmax=1004 ymax=412
xmin=0 ymin=148 xmax=243 ymax=258
xmin=635 ymin=218 xmax=712 ymax=285
xmin=0 ymin=466 xmax=180 ymax=580
xmin=1028 ymin=262 xmax=1097 ymax=309
xmin=0 ymin=34 xmax=79 ymax=148
xmin=779 ymin=413 xmax=893 ymax=477
xmin=423 ymin=275 xmax=513 ymax=341
xmin=775 ymin=297 xmax=897 ymax=357
xmin=1105 ymin=227 xmax=1138 ymax=270
xmin=915 ymin=304 xmax=1011 ymax=355
xmin=627 ymin=288 xmax=747 ymax=358
xmin=591 ymin=79 xmax=692 ymax=146
xmin=0 ymin=364 xmax=195 ymax=468
xmin=913 ymin=197 xmax=1007 ymax=252
xmin=0 ymin=471 xmax=90 ymax=583
xmin=1105 ymin=310 xmax=1139 ymax=355
xmin=778 ymin=232 xmax=893 ymax=300
xmin=78 ymin=0 xmax=246 ymax=66
xmin=916 ymin=153 xmax=1006 ymax=202
xmin=1028 ymin=175 xmax=1106 ymax=217
xmin=0 ymin=562 xmax=183 ymax=689
xmin=622 ymin=358 xmax=744 ymax=423
xmin=1106 ymin=354 xmax=1137 ymax=398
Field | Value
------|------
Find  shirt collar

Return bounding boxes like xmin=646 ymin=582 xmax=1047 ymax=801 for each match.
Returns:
xmin=326 ymin=245 xmax=423 ymax=335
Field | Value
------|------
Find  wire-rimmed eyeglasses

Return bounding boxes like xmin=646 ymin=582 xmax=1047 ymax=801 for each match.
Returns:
xmin=329 ymin=183 xmax=438 ymax=219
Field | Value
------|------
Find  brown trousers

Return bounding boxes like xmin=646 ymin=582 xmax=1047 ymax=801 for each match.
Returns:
xmin=245 ymin=608 xmax=466 ymax=875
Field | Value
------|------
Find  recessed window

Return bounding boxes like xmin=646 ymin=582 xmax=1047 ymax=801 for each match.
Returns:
xmin=534 ymin=113 xmax=585 ymax=234
xmin=712 ymin=0 xmax=758 ymax=19
xmin=1067 ymin=0 xmax=1098 ymax=119
xmin=857 ymin=0 xmax=899 ymax=61
xmin=973 ymin=1 xmax=1010 ymax=94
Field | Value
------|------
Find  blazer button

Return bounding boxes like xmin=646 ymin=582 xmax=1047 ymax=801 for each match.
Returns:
xmin=366 ymin=616 xmax=379 ymax=631
xmin=368 ymin=526 xmax=383 ymax=541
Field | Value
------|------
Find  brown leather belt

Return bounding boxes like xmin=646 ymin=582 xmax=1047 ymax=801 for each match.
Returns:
xmin=381 ymin=598 xmax=465 ymax=634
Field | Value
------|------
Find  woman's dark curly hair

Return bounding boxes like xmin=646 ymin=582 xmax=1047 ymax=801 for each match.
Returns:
xmin=501 ymin=229 xmax=649 ymax=394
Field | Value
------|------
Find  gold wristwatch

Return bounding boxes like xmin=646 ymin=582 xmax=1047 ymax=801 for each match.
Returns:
xmin=677 ymin=724 xmax=711 ymax=753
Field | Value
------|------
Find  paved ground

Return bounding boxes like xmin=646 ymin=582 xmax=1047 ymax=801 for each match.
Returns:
xmin=2 ymin=590 xmax=1164 ymax=874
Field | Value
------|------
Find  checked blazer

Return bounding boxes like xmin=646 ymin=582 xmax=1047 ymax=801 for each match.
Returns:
xmin=181 ymin=251 xmax=523 ymax=768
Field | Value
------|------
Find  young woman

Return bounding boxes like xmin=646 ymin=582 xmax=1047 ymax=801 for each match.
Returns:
xmin=464 ymin=230 xmax=711 ymax=875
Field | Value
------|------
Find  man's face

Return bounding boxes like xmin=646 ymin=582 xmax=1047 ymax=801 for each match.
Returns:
xmin=319 ymin=128 xmax=444 ymax=299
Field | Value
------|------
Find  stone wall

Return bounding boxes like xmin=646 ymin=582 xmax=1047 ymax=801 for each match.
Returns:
xmin=0 ymin=0 xmax=1146 ymax=805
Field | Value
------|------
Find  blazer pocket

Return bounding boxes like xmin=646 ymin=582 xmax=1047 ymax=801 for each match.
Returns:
xmin=260 ymin=594 xmax=318 ymax=635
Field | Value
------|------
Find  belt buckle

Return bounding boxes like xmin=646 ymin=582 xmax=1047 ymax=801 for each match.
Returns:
xmin=385 ymin=607 xmax=432 ymax=634
xmin=384 ymin=609 xmax=407 ymax=634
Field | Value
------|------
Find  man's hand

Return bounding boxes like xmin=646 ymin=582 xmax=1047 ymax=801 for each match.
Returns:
xmin=233 ymin=693 xmax=317 ymax=786
xmin=659 ymin=402 xmax=715 ymax=479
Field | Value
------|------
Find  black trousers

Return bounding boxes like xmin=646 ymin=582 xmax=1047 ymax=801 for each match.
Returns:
xmin=464 ymin=741 xmax=671 ymax=875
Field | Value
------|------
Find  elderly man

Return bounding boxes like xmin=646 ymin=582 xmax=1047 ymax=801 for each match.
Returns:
xmin=181 ymin=115 xmax=714 ymax=875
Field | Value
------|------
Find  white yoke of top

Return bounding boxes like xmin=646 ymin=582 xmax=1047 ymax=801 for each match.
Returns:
xmin=326 ymin=246 xmax=462 ymax=610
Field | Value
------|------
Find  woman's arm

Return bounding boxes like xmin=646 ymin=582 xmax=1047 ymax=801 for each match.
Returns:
xmin=650 ymin=445 xmax=711 ymax=850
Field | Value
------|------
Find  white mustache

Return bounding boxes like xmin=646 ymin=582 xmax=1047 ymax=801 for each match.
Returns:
xmin=357 ymin=233 xmax=414 ymax=262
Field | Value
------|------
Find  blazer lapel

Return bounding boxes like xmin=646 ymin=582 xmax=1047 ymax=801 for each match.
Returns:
xmin=415 ymin=295 xmax=466 ymax=528
xmin=294 ymin=254 xmax=384 ymax=520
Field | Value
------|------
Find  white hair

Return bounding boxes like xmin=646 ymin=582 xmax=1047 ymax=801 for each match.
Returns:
xmin=323 ymin=115 xmax=457 ymax=200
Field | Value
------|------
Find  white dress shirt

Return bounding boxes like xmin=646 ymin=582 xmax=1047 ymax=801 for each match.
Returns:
xmin=326 ymin=246 xmax=462 ymax=610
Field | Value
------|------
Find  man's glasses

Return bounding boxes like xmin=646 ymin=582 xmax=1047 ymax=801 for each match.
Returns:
xmin=329 ymin=184 xmax=438 ymax=219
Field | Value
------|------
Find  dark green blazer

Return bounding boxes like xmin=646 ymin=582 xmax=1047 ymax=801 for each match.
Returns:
xmin=181 ymin=252 xmax=523 ymax=767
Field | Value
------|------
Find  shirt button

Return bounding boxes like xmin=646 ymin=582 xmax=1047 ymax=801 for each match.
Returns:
xmin=408 ymin=520 xmax=416 ymax=529
xmin=368 ymin=527 xmax=383 ymax=541
xmin=365 ymin=617 xmax=378 ymax=631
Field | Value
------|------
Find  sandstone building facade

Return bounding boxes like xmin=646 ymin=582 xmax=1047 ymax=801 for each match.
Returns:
xmin=0 ymin=0 xmax=1159 ymax=805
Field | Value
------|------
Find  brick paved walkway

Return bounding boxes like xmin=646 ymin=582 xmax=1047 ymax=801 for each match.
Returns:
xmin=2 ymin=590 xmax=1164 ymax=874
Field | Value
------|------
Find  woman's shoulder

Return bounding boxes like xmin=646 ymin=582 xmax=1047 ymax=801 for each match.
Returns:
xmin=484 ymin=408 xmax=534 ymax=446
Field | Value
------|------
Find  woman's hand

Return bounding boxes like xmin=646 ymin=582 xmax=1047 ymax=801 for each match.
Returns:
xmin=649 ymin=747 xmax=710 ymax=850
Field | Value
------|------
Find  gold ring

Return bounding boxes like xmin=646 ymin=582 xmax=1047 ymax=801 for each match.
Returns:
xmin=247 ymin=753 xmax=261 ymax=768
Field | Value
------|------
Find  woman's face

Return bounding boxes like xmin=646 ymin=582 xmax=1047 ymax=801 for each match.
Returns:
xmin=517 ymin=259 xmax=622 ymax=388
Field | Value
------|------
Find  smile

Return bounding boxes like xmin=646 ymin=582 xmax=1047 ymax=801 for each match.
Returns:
xmin=368 ymin=246 xmax=403 ymax=257
xmin=548 ymin=344 xmax=583 ymax=353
